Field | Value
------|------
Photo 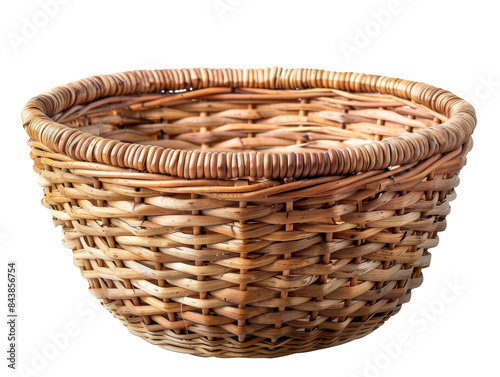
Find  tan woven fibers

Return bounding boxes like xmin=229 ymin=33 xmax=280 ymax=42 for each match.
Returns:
xmin=22 ymin=68 xmax=476 ymax=357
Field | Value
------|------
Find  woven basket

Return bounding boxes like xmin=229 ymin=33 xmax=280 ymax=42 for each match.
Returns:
xmin=22 ymin=68 xmax=475 ymax=358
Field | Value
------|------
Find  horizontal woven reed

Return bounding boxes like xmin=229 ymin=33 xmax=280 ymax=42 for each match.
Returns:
xmin=23 ymin=68 xmax=475 ymax=358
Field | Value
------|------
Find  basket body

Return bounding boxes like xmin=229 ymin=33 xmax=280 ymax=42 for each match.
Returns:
xmin=24 ymin=68 xmax=475 ymax=357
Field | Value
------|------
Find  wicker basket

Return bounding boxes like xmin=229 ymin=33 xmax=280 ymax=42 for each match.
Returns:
xmin=22 ymin=68 xmax=475 ymax=358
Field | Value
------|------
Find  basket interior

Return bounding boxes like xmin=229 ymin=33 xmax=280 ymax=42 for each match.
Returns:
xmin=53 ymin=88 xmax=445 ymax=155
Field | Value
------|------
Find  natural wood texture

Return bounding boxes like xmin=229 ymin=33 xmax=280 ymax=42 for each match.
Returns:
xmin=23 ymin=68 xmax=475 ymax=357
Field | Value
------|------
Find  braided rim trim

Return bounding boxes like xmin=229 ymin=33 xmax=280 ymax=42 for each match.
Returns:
xmin=22 ymin=68 xmax=476 ymax=179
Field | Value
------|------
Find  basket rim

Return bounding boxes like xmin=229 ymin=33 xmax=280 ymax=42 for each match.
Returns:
xmin=22 ymin=67 xmax=477 ymax=179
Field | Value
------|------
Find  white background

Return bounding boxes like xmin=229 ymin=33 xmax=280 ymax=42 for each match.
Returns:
xmin=1 ymin=1 xmax=498 ymax=376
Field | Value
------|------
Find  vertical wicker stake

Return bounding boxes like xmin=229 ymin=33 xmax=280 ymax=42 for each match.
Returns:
xmin=23 ymin=68 xmax=476 ymax=357
xmin=236 ymin=179 xmax=249 ymax=344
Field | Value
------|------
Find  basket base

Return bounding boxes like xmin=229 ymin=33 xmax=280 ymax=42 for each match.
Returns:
xmin=107 ymin=304 xmax=400 ymax=358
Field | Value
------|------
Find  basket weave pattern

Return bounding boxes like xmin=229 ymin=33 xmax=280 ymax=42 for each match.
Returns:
xmin=23 ymin=68 xmax=475 ymax=357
